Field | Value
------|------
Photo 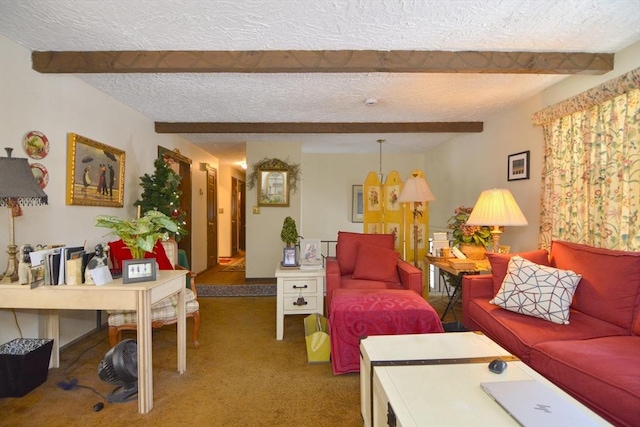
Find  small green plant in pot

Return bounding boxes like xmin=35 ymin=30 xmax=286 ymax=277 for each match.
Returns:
xmin=95 ymin=210 xmax=178 ymax=259
xmin=280 ymin=216 xmax=299 ymax=248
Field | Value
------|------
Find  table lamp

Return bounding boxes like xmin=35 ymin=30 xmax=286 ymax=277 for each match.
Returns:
xmin=398 ymin=172 xmax=435 ymax=268
xmin=465 ymin=188 xmax=527 ymax=253
xmin=0 ymin=148 xmax=48 ymax=283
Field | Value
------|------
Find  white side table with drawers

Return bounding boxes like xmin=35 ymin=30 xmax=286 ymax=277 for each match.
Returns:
xmin=275 ymin=263 xmax=325 ymax=340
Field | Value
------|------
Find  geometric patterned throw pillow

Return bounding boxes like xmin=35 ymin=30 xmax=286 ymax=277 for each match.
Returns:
xmin=490 ymin=256 xmax=582 ymax=324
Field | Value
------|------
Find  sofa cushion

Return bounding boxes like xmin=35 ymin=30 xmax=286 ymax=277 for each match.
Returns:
xmin=486 ymin=249 xmax=550 ymax=295
xmin=336 ymin=231 xmax=395 ymax=276
xmin=465 ymin=297 xmax=629 ymax=363
xmin=530 ymin=336 xmax=640 ymax=427
xmin=108 ymin=239 xmax=174 ymax=271
xmin=550 ymin=241 xmax=640 ymax=330
xmin=351 ymin=243 xmax=400 ymax=283
xmin=490 ymin=256 xmax=581 ymax=324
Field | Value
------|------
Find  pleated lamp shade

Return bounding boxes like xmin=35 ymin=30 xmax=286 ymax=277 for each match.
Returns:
xmin=398 ymin=176 xmax=436 ymax=203
xmin=465 ymin=189 xmax=527 ymax=226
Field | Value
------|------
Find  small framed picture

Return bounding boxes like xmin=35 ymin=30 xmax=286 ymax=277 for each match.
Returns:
xmin=122 ymin=259 xmax=157 ymax=284
xmin=351 ymin=185 xmax=363 ymax=223
xmin=498 ymin=245 xmax=511 ymax=254
xmin=299 ymin=239 xmax=322 ymax=268
xmin=508 ymin=151 xmax=530 ymax=181
xmin=282 ymin=247 xmax=297 ymax=267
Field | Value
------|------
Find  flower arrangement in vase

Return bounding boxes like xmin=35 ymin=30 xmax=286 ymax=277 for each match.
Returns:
xmin=447 ymin=206 xmax=492 ymax=259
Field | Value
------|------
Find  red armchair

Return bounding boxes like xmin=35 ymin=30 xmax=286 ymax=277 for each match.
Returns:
xmin=325 ymin=231 xmax=423 ymax=313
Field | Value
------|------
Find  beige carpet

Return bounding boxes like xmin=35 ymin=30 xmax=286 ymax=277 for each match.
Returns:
xmin=0 ymin=297 xmax=362 ymax=426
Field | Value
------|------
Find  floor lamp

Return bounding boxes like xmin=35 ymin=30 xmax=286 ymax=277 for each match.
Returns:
xmin=398 ymin=172 xmax=435 ymax=268
xmin=0 ymin=148 xmax=48 ymax=283
xmin=465 ymin=188 xmax=527 ymax=252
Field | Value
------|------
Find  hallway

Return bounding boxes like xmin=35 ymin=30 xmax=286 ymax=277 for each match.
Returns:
xmin=195 ymin=251 xmax=277 ymax=285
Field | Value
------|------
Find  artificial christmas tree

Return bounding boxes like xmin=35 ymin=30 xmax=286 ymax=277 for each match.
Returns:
xmin=135 ymin=156 xmax=187 ymax=241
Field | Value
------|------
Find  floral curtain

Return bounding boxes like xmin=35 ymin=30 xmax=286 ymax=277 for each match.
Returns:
xmin=535 ymin=75 xmax=639 ymax=251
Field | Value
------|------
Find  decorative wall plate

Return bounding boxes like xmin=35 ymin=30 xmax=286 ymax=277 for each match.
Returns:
xmin=30 ymin=163 xmax=49 ymax=189
xmin=22 ymin=131 xmax=49 ymax=159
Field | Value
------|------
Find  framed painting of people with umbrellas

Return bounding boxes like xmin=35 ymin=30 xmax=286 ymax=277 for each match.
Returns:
xmin=66 ymin=133 xmax=125 ymax=207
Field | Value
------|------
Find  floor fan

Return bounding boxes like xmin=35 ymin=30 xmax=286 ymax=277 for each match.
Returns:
xmin=97 ymin=339 xmax=138 ymax=403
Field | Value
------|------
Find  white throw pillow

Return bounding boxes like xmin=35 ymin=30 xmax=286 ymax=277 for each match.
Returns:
xmin=490 ymin=256 xmax=582 ymax=324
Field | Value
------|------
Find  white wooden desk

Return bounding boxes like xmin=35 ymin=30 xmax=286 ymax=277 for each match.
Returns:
xmin=0 ymin=269 xmax=187 ymax=414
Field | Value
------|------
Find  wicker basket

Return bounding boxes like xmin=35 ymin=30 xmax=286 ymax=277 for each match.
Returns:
xmin=425 ymin=255 xmax=449 ymax=263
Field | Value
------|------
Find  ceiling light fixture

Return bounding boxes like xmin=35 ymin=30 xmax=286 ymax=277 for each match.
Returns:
xmin=364 ymin=98 xmax=378 ymax=106
xmin=377 ymin=139 xmax=385 ymax=182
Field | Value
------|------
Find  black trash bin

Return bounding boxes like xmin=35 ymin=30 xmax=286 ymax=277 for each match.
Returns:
xmin=0 ymin=338 xmax=53 ymax=397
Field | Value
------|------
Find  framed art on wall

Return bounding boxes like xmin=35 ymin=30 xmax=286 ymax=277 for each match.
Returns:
xmin=351 ymin=185 xmax=363 ymax=223
xmin=258 ymin=169 xmax=289 ymax=207
xmin=122 ymin=259 xmax=157 ymax=284
xmin=507 ymin=150 xmax=530 ymax=181
xmin=66 ymin=133 xmax=125 ymax=207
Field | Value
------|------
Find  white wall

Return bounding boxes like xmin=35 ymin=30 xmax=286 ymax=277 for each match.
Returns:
xmin=0 ymin=35 xmax=222 ymax=346
xmin=425 ymin=41 xmax=640 ymax=253
xmin=243 ymin=149 xmax=429 ymax=278
xmin=245 ymin=141 xmax=302 ymax=278
xmin=300 ymin=152 xmax=427 ymax=241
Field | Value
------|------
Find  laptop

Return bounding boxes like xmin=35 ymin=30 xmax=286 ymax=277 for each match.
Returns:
xmin=480 ymin=380 xmax=601 ymax=427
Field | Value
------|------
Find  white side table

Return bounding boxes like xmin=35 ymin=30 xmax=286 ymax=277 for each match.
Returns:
xmin=275 ymin=263 xmax=325 ymax=340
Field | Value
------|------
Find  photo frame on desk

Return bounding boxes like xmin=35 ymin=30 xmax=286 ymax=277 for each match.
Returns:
xmin=282 ymin=247 xmax=297 ymax=267
xmin=299 ymin=239 xmax=320 ymax=262
xmin=122 ymin=259 xmax=156 ymax=284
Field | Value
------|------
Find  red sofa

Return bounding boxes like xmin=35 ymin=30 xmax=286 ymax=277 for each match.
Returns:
xmin=462 ymin=241 xmax=640 ymax=427
xmin=325 ymin=231 xmax=422 ymax=314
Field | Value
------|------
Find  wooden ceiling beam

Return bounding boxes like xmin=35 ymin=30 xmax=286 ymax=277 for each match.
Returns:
xmin=32 ymin=50 xmax=613 ymax=75
xmin=154 ymin=122 xmax=483 ymax=134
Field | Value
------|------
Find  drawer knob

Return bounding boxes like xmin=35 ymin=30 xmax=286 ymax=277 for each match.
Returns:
xmin=294 ymin=297 xmax=308 ymax=306
xmin=293 ymin=284 xmax=308 ymax=289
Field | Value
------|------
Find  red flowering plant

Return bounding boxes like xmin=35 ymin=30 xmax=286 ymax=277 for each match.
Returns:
xmin=447 ymin=206 xmax=492 ymax=247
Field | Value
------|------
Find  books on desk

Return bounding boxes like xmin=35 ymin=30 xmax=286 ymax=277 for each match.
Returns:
xmin=300 ymin=264 xmax=323 ymax=270
xmin=299 ymin=259 xmax=323 ymax=270
xmin=29 ymin=244 xmax=86 ymax=285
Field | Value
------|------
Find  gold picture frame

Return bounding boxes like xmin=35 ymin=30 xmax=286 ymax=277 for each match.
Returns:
xmin=257 ymin=169 xmax=289 ymax=207
xmin=66 ymin=133 xmax=125 ymax=207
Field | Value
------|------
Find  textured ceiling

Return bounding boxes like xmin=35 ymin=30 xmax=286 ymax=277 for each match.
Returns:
xmin=1 ymin=0 xmax=639 ymax=167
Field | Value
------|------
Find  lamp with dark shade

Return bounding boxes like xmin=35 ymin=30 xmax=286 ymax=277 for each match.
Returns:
xmin=398 ymin=172 xmax=436 ymax=268
xmin=0 ymin=148 xmax=48 ymax=283
xmin=465 ymin=188 xmax=527 ymax=253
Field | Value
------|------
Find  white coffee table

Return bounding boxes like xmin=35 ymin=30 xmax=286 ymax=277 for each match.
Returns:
xmin=360 ymin=332 xmax=609 ymax=427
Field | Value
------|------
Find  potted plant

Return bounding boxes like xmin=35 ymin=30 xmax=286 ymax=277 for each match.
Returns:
xmin=95 ymin=210 xmax=178 ymax=259
xmin=447 ymin=206 xmax=492 ymax=260
xmin=280 ymin=216 xmax=299 ymax=248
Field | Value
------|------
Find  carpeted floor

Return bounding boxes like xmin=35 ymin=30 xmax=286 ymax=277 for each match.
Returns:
xmin=0 ymin=297 xmax=362 ymax=426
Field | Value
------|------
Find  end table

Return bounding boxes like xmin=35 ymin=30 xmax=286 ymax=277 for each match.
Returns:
xmin=275 ymin=263 xmax=325 ymax=340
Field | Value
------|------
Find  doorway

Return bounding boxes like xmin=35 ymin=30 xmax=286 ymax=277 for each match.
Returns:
xmin=158 ymin=146 xmax=192 ymax=265
xmin=231 ymin=177 xmax=246 ymax=255
xmin=206 ymin=165 xmax=218 ymax=269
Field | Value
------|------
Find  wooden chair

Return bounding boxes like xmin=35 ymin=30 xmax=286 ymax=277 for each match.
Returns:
xmin=106 ymin=239 xmax=200 ymax=348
